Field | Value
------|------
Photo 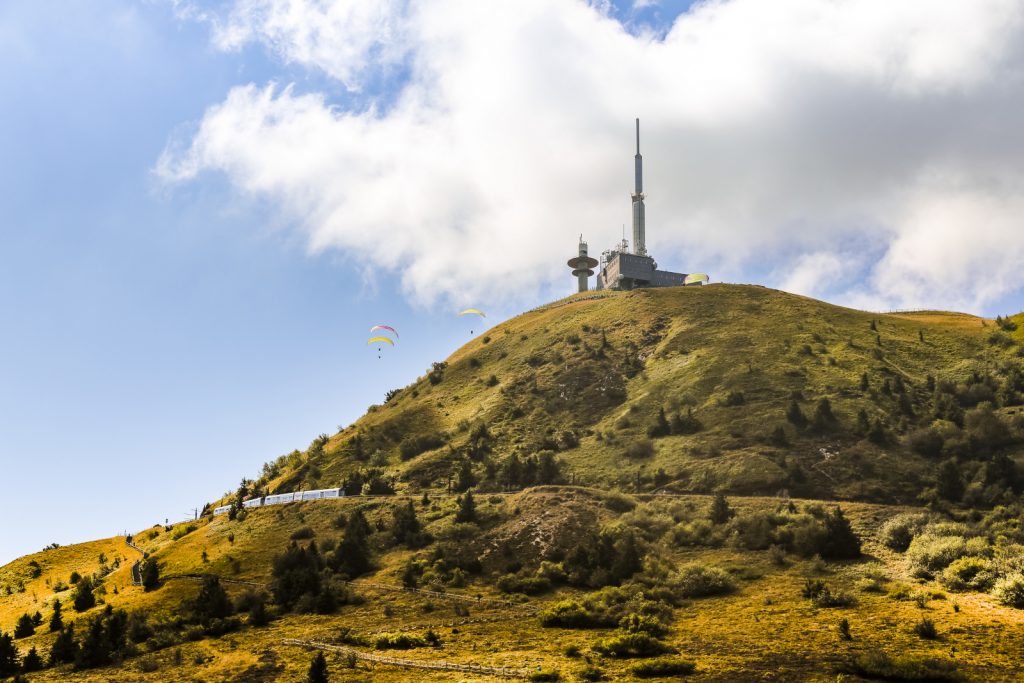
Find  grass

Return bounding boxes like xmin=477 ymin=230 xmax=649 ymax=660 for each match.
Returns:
xmin=4 ymin=285 xmax=1024 ymax=680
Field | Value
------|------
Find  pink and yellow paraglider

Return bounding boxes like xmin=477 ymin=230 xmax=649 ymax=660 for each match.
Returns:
xmin=368 ymin=335 xmax=395 ymax=359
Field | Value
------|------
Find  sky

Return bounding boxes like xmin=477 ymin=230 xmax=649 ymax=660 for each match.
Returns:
xmin=2 ymin=0 xmax=1024 ymax=564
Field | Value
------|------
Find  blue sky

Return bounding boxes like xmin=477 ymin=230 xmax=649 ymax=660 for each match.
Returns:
xmin=2 ymin=0 xmax=1024 ymax=564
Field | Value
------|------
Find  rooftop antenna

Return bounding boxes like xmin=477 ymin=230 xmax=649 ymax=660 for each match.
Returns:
xmin=631 ymin=118 xmax=647 ymax=256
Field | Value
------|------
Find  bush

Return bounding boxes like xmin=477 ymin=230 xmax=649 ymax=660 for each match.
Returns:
xmin=879 ymin=513 xmax=930 ymax=552
xmin=630 ymin=659 xmax=697 ymax=677
xmin=940 ymin=556 xmax=995 ymax=592
xmin=290 ymin=526 xmax=315 ymax=540
xmin=496 ymin=574 xmax=551 ymax=595
xmin=913 ymin=617 xmax=938 ymax=640
xmin=906 ymin=534 xmax=984 ymax=575
xmin=528 ymin=670 xmax=561 ymax=682
xmin=802 ymin=579 xmax=855 ymax=608
xmin=72 ymin=576 xmax=96 ymax=612
xmin=539 ymin=601 xmax=614 ymax=629
xmin=592 ymin=633 xmax=674 ymax=658
xmin=624 ymin=440 xmax=655 ymax=459
xmin=721 ymin=391 xmax=745 ymax=407
xmin=907 ymin=428 xmax=944 ymax=458
xmin=374 ymin=632 xmax=428 ymax=650
xmin=992 ymin=573 xmax=1024 ymax=608
xmin=670 ymin=564 xmax=735 ymax=598
xmin=399 ymin=433 xmax=446 ymax=460
xmin=848 ymin=651 xmax=962 ymax=682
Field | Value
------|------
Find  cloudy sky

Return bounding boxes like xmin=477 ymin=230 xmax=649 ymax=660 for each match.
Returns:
xmin=2 ymin=0 xmax=1024 ymax=563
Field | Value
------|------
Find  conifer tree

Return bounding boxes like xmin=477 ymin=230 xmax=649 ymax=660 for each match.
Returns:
xmin=49 ymin=624 xmax=77 ymax=665
xmin=859 ymin=372 xmax=869 ymax=391
xmin=455 ymin=490 xmax=478 ymax=523
xmin=72 ymin=576 xmax=96 ymax=612
xmin=786 ymin=400 xmax=807 ymax=429
xmin=21 ymin=646 xmax=42 ymax=673
xmin=141 ymin=557 xmax=161 ymax=592
xmin=0 ymin=632 xmax=17 ymax=677
xmin=13 ymin=615 xmax=34 ymax=639
xmin=307 ymin=651 xmax=328 ymax=683
xmin=49 ymin=598 xmax=63 ymax=632
xmin=709 ymin=493 xmax=735 ymax=525
xmin=936 ymin=460 xmax=965 ymax=502
xmin=337 ymin=510 xmax=371 ymax=577
xmin=391 ymin=500 xmax=421 ymax=547
xmin=191 ymin=576 xmax=232 ymax=623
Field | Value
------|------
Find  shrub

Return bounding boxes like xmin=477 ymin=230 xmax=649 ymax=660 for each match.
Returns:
xmin=592 ymin=633 xmax=674 ymax=658
xmin=577 ymin=663 xmax=606 ymax=681
xmin=721 ymin=391 xmax=745 ymax=407
xmin=374 ymin=632 xmax=428 ymax=650
xmin=802 ymin=579 xmax=854 ymax=608
xmin=528 ymin=670 xmax=561 ymax=682
xmin=539 ymin=601 xmax=613 ymax=629
xmin=940 ymin=556 xmax=995 ymax=592
xmin=838 ymin=618 xmax=851 ymax=640
xmin=879 ymin=513 xmax=929 ymax=552
xmin=618 ymin=613 xmax=669 ymax=638
xmin=848 ymin=651 xmax=962 ymax=682
xmin=624 ymin=440 xmax=656 ymax=459
xmin=630 ymin=658 xmax=697 ymax=677
xmin=497 ymin=574 xmax=551 ymax=595
xmin=399 ymin=433 xmax=446 ymax=460
xmin=992 ymin=573 xmax=1024 ymax=608
xmin=907 ymin=428 xmax=944 ymax=458
xmin=913 ymin=617 xmax=938 ymax=640
xmin=72 ymin=576 xmax=96 ymax=612
xmin=906 ymin=534 xmax=983 ymax=575
xmin=290 ymin=526 xmax=315 ymax=540
xmin=670 ymin=564 xmax=735 ymax=598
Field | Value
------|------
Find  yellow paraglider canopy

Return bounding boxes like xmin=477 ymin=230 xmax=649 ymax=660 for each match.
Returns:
xmin=459 ymin=309 xmax=486 ymax=317
xmin=684 ymin=273 xmax=709 ymax=286
xmin=367 ymin=336 xmax=395 ymax=346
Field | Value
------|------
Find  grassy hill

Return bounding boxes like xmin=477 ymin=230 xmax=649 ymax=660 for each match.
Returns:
xmin=253 ymin=284 xmax=1024 ymax=507
xmin=4 ymin=284 xmax=1024 ymax=682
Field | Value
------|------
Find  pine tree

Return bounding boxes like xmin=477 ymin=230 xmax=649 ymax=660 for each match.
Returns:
xmin=821 ymin=508 xmax=861 ymax=559
xmin=786 ymin=400 xmax=807 ymax=429
xmin=49 ymin=598 xmax=63 ymax=632
xmin=141 ymin=557 xmax=161 ymax=592
xmin=936 ymin=460 xmax=965 ymax=501
xmin=648 ymin=408 xmax=671 ymax=437
xmin=13 ymin=614 xmax=34 ymax=639
xmin=454 ymin=459 xmax=476 ymax=492
xmin=856 ymin=409 xmax=871 ymax=435
xmin=709 ymin=493 xmax=735 ymax=525
xmin=0 ymin=632 xmax=18 ymax=677
xmin=337 ymin=510 xmax=372 ymax=577
xmin=21 ymin=646 xmax=42 ymax=672
xmin=191 ymin=576 xmax=232 ymax=623
xmin=72 ymin=575 xmax=96 ymax=612
xmin=812 ymin=398 xmax=837 ymax=431
xmin=49 ymin=624 xmax=77 ymax=665
xmin=307 ymin=651 xmax=329 ymax=683
xmin=455 ymin=490 xmax=478 ymax=523
xmin=859 ymin=373 xmax=869 ymax=392
xmin=30 ymin=611 xmax=42 ymax=627
xmin=391 ymin=501 xmax=421 ymax=547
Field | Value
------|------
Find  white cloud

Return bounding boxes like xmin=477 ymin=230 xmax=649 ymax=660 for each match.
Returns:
xmin=160 ymin=0 xmax=1024 ymax=312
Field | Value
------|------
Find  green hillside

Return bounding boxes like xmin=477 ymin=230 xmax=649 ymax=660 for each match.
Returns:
xmin=4 ymin=284 xmax=1024 ymax=682
xmin=253 ymin=284 xmax=1024 ymax=507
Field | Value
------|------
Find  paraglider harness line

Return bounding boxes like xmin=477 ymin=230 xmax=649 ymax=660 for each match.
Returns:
xmin=282 ymin=639 xmax=532 ymax=678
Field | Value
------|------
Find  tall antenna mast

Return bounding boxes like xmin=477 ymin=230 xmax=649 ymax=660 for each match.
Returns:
xmin=631 ymin=118 xmax=646 ymax=256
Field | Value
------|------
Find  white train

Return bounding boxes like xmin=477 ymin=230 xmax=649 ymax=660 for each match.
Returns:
xmin=211 ymin=487 xmax=345 ymax=516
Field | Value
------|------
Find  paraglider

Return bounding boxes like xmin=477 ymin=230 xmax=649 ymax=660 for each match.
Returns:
xmin=368 ymin=333 xmax=395 ymax=359
xmin=370 ymin=324 xmax=399 ymax=339
xmin=458 ymin=309 xmax=486 ymax=335
xmin=684 ymin=273 xmax=709 ymax=286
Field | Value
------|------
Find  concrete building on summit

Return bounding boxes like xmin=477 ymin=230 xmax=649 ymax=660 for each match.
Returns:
xmin=569 ymin=119 xmax=706 ymax=292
